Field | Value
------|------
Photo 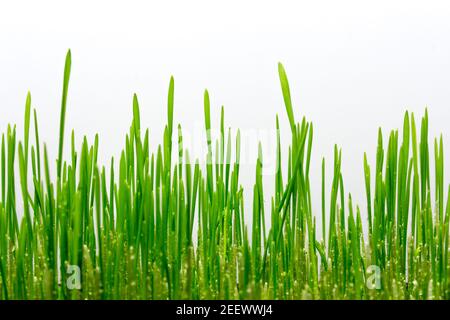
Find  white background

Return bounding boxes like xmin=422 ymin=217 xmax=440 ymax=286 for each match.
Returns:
xmin=1 ymin=0 xmax=449 ymax=234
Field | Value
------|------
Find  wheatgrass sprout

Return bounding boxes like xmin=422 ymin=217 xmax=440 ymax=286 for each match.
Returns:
xmin=0 ymin=51 xmax=448 ymax=300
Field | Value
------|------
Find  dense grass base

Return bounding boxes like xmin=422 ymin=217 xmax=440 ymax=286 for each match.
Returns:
xmin=0 ymin=51 xmax=449 ymax=300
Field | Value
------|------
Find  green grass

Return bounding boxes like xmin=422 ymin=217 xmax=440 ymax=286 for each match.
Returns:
xmin=0 ymin=50 xmax=449 ymax=300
